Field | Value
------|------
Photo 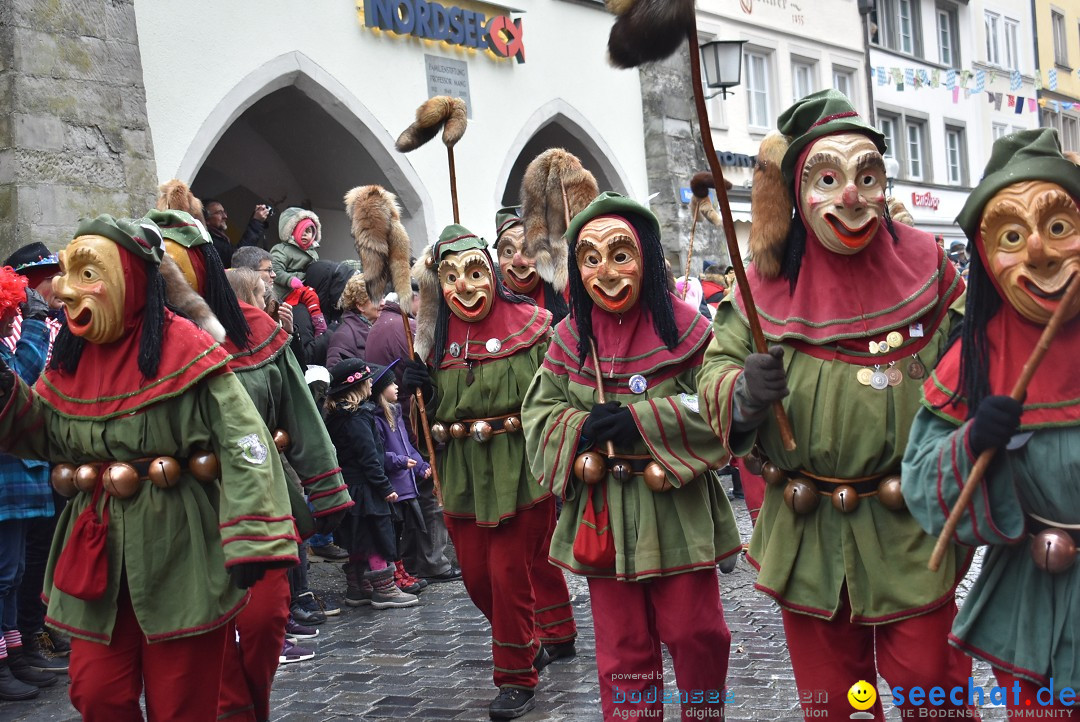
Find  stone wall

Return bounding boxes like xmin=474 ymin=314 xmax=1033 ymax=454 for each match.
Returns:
xmin=0 ymin=0 xmax=157 ymax=259
xmin=637 ymin=43 xmax=730 ymax=277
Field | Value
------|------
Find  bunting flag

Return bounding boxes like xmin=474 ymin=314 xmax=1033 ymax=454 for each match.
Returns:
xmin=952 ymin=87 xmax=960 ymax=103
xmin=946 ymin=68 xmax=957 ymax=90
xmin=1028 ymin=98 xmax=1037 ymax=112
xmin=1010 ymin=70 xmax=1022 ymax=91
xmin=876 ymin=66 xmax=887 ymax=86
xmin=994 ymin=92 xmax=1003 ymax=111
xmin=1015 ymin=96 xmax=1025 ymax=115
xmin=1049 ymin=68 xmax=1058 ymax=91
xmin=961 ymin=70 xmax=973 ymax=88
xmin=1007 ymin=95 xmax=1016 ymax=108
xmin=974 ymin=69 xmax=986 ymax=93
xmin=904 ymin=68 xmax=915 ymax=88
xmin=1035 ymin=73 xmax=1042 ymax=91
xmin=930 ymin=69 xmax=941 ymax=88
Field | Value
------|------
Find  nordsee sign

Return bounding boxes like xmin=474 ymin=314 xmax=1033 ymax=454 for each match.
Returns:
xmin=362 ymin=0 xmax=525 ymax=63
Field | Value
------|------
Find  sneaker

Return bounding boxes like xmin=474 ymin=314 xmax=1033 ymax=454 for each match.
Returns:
xmin=278 ymin=639 xmax=315 ymax=665
xmin=489 ymin=687 xmax=535 ymax=720
xmin=32 ymin=629 xmax=70 ymax=658
xmin=394 ymin=566 xmax=428 ymax=595
xmin=284 ymin=616 xmax=319 ymax=640
xmin=309 ymin=543 xmax=349 ymax=562
xmin=423 ymin=566 xmax=462 ymax=583
xmin=296 ymin=590 xmax=338 ymax=618
xmin=289 ymin=599 xmax=326 ymax=625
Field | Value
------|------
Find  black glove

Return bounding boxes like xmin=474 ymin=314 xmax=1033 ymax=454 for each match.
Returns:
xmin=313 ymin=509 xmax=346 ymax=537
xmin=228 ymin=562 xmax=268 ymax=590
xmin=582 ymin=401 xmax=620 ymax=442
xmin=591 ymin=406 xmax=640 ymax=446
xmin=969 ymin=395 xmax=1023 ymax=456
xmin=401 ymin=355 xmax=434 ymax=402
xmin=20 ymin=288 xmax=48 ymax=322
xmin=733 ymin=346 xmax=789 ymax=429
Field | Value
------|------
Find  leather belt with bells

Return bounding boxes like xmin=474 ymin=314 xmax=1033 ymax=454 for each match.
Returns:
xmin=758 ymin=462 xmax=905 ymax=515
xmin=1028 ymin=513 xmax=1080 ymax=574
xmin=572 ymin=451 xmax=672 ymax=493
xmin=430 ymin=414 xmax=522 ymax=444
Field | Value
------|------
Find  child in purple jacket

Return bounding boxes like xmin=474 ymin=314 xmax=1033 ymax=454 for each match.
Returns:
xmin=372 ymin=360 xmax=431 ymax=595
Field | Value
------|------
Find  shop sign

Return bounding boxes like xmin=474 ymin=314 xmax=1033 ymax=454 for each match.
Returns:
xmin=717 ymin=151 xmax=756 ymax=168
xmin=911 ymin=191 xmax=940 ymax=210
xmin=362 ymin=0 xmax=525 ymax=63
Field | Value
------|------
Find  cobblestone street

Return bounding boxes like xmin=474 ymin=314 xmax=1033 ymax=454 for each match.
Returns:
xmin=1 ymin=479 xmax=1008 ymax=722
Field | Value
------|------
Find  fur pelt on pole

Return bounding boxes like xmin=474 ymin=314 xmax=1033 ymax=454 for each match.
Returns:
xmin=159 ymin=255 xmax=226 ymax=343
xmin=519 ymin=149 xmax=598 ymax=293
xmin=411 ymin=249 xmax=441 ymax=363
xmin=344 ymin=185 xmax=413 ymax=303
xmin=606 ymin=0 xmax=695 ymax=69
xmin=748 ymin=131 xmax=792 ymax=279
xmin=156 ymin=180 xmax=205 ymax=225
xmin=689 ymin=171 xmax=731 ymax=228
xmin=395 ymin=96 xmax=468 ymax=152
xmin=888 ymin=196 xmax=914 ymax=226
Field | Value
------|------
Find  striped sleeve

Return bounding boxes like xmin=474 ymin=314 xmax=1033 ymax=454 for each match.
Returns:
xmin=699 ymin=301 xmax=758 ymax=457
xmin=522 ymin=366 xmax=590 ymax=499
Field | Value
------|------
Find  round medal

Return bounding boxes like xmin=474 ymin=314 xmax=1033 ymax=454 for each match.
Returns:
xmin=449 ymin=342 xmax=461 ymax=358
xmin=907 ymin=359 xmax=926 ymax=379
xmin=868 ymin=341 xmax=879 ymax=354
xmin=629 ymin=374 xmax=648 ymax=394
xmin=856 ymin=368 xmax=873 ymax=386
xmin=870 ymin=371 xmax=889 ymax=390
xmin=886 ymin=331 xmax=904 ymax=348
xmin=885 ymin=367 xmax=903 ymax=386
xmin=485 ymin=338 xmax=502 ymax=354
xmin=877 ymin=341 xmax=890 ymax=354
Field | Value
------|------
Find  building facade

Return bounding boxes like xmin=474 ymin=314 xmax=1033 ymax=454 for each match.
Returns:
xmin=1034 ymin=0 xmax=1080 ymax=153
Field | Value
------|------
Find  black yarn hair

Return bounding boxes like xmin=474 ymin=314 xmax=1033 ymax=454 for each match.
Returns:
xmin=542 ymin=281 xmax=569 ymax=323
xmin=50 ymin=261 xmax=168 ymax=380
xmin=567 ymin=212 xmax=679 ymax=368
xmin=200 ymin=243 xmax=251 ymax=349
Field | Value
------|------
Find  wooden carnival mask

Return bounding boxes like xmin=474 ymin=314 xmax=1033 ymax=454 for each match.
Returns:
xmin=576 ymin=215 xmax=642 ymax=314
xmin=981 ymin=180 xmax=1080 ymax=325
xmin=799 ymin=133 xmax=887 ymax=255
xmin=438 ymin=248 xmax=494 ymax=323
xmin=53 ymin=235 xmax=126 ymax=344
xmin=495 ymin=225 xmax=539 ymax=295
xmin=164 ymin=241 xmax=200 ymax=293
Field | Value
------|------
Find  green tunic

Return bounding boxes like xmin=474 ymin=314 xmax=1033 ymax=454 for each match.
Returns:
xmin=698 ymin=294 xmax=969 ymax=621
xmin=0 ymin=369 xmax=297 ymax=644
xmin=903 ymin=410 xmax=1080 ymax=686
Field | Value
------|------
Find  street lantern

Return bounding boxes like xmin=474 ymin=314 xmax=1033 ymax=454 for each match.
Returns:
xmin=883 ymin=156 xmax=900 ymax=194
xmin=700 ymin=40 xmax=747 ymax=99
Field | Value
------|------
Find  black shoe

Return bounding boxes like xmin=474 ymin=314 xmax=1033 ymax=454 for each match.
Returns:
xmin=489 ymin=687 xmax=535 ymax=720
xmin=31 ymin=628 xmax=71 ymax=658
xmin=7 ymin=649 xmax=57 ymax=688
xmin=15 ymin=643 xmax=67 ymax=673
xmin=532 ymin=645 xmax=551 ymax=674
xmin=423 ymin=566 xmax=462 ymax=583
xmin=289 ymin=601 xmax=326 ymax=625
xmin=0 ymin=662 xmax=37 ymax=701
xmin=543 ymin=640 xmax=577 ymax=662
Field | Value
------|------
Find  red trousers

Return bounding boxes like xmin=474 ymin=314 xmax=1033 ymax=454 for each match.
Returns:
xmin=445 ymin=497 xmax=567 ymax=689
xmin=69 ymin=587 xmax=229 ymax=722
xmin=589 ymin=570 xmax=730 ymax=722
xmin=532 ymin=499 xmax=577 ymax=646
xmin=217 ymin=568 xmax=291 ymax=722
xmin=994 ymin=670 xmax=1076 ymax=717
xmin=782 ymin=594 xmax=972 ymax=721
xmin=736 ymin=458 xmax=766 ymax=525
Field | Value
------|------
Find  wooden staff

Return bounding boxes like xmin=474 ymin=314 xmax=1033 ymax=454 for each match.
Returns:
xmin=397 ymin=310 xmax=442 ymax=503
xmin=929 ymin=277 xmax=1080 ymax=571
xmin=682 ymin=211 xmax=700 ymax=302
xmin=448 ymin=147 xmax=460 ymax=224
xmin=686 ymin=28 xmax=796 ymax=451
xmin=588 ymin=339 xmax=618 ymax=459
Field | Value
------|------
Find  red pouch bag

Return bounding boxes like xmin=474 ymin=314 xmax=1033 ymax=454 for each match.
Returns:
xmin=573 ymin=484 xmax=616 ymax=569
xmin=54 ymin=479 xmax=110 ymax=601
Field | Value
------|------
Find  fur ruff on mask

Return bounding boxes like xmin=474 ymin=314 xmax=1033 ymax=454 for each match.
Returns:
xmin=395 ymin=96 xmax=468 ymax=153
xmin=410 ymin=250 xmax=441 ymax=363
xmin=156 ymin=180 xmax=205 ymax=225
xmin=159 ymin=255 xmax=226 ymax=343
xmin=607 ymin=0 xmax=695 ymax=69
xmin=748 ymin=131 xmax=792 ymax=279
xmin=344 ymin=185 xmax=413 ymax=304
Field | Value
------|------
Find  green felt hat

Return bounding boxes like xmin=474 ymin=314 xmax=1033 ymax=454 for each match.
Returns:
xmin=433 ymin=224 xmax=487 ymax=260
xmin=956 ymin=128 xmax=1080 ymax=240
xmin=144 ymin=209 xmax=211 ymax=248
xmin=777 ymin=89 xmax=886 ymax=188
xmin=494 ymin=207 xmax=522 ymax=244
xmin=564 ymin=192 xmax=660 ymax=245
xmin=74 ymin=214 xmax=163 ymax=265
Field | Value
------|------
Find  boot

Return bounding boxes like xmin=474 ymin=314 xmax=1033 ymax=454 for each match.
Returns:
xmin=6 ymin=648 xmax=56 ymax=688
xmin=393 ymin=560 xmax=428 ymax=594
xmin=365 ymin=567 xmax=419 ymax=609
xmin=489 ymin=687 xmax=535 ymax=720
xmin=0 ymin=658 xmax=37 ymax=701
xmin=343 ymin=563 xmax=372 ymax=607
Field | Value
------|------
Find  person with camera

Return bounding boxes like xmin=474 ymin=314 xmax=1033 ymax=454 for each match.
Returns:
xmin=204 ymin=200 xmax=275 ymax=266
xmin=239 ymin=203 xmax=275 ymax=252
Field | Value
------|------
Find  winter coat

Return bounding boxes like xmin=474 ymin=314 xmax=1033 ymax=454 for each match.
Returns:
xmin=365 ymin=302 xmax=416 ymax=437
xmin=374 ymin=403 xmax=428 ymax=500
xmin=326 ymin=310 xmax=373 ymax=369
xmin=270 ymin=242 xmax=317 ymax=300
xmin=208 ymin=227 xmax=234 ymax=268
xmin=0 ymin=317 xmax=52 ymax=522
xmin=325 ymin=401 xmax=393 ymax=517
xmin=304 ymin=261 xmax=358 ymax=327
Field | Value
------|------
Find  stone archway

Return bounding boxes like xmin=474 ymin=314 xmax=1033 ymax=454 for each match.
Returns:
xmin=496 ymin=99 xmax=635 ymax=209
xmin=179 ymin=52 xmax=434 ymax=261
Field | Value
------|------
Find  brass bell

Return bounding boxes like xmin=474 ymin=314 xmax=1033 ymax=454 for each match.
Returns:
xmin=272 ymin=429 xmax=291 ymax=453
xmin=431 ymin=422 xmax=450 ymax=444
xmin=50 ymin=463 xmax=78 ymax=498
xmin=1031 ymin=528 xmax=1077 ymax=574
xmin=831 ymin=484 xmax=860 ymax=513
xmin=504 ymin=416 xmax=522 ymax=433
xmin=148 ymin=456 xmax=181 ymax=489
xmin=783 ymin=479 xmax=819 ymax=515
xmin=876 ymin=476 xmax=906 ymax=511
xmin=762 ymin=462 xmax=787 ymax=486
xmin=744 ymin=454 xmax=764 ymax=476
xmin=103 ymin=462 xmax=140 ymax=499
xmin=573 ymin=451 xmax=606 ymax=485
xmin=74 ymin=463 xmax=101 ymax=494
xmin=189 ymin=451 xmax=220 ymax=483
xmin=610 ymin=460 xmax=632 ymax=483
xmin=449 ymin=422 xmax=469 ymax=440
xmin=642 ymin=462 xmax=671 ymax=492
xmin=471 ymin=420 xmax=494 ymax=444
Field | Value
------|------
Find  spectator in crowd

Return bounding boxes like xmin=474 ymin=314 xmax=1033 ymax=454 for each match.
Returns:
xmin=233 ymin=246 xmax=303 ymax=363
xmin=326 ymin=273 xmax=378 ymax=369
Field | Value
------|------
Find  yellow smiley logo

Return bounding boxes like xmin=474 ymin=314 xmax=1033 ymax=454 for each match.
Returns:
xmin=847 ymin=680 xmax=877 ymax=711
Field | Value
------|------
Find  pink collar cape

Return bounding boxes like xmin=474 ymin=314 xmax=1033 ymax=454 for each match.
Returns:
xmin=437 ymin=299 xmax=552 ymax=369
xmin=543 ymin=294 xmax=711 ymax=393
xmin=733 ymin=222 xmax=963 ymax=364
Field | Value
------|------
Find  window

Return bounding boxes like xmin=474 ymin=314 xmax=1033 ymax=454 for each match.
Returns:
xmin=992 ymin=122 xmax=1008 ymax=140
xmin=985 ymin=12 xmax=1001 ymax=66
xmin=872 ymin=0 xmax=922 ymax=56
xmin=745 ymin=51 xmax=772 ymax=129
xmin=937 ymin=6 xmax=960 ymax=68
xmin=1052 ymin=10 xmax=1068 ymax=66
xmin=945 ymin=126 xmax=966 ymax=185
xmin=898 ymin=0 xmax=916 ymax=54
xmin=792 ymin=60 xmax=816 ymax=102
xmin=879 ymin=114 xmax=899 ymax=161
xmin=906 ymin=120 xmax=927 ymax=181
xmin=833 ymin=67 xmax=856 ymax=102
xmin=1063 ymin=116 xmax=1079 ymax=152
xmin=1004 ymin=19 xmax=1020 ymax=71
